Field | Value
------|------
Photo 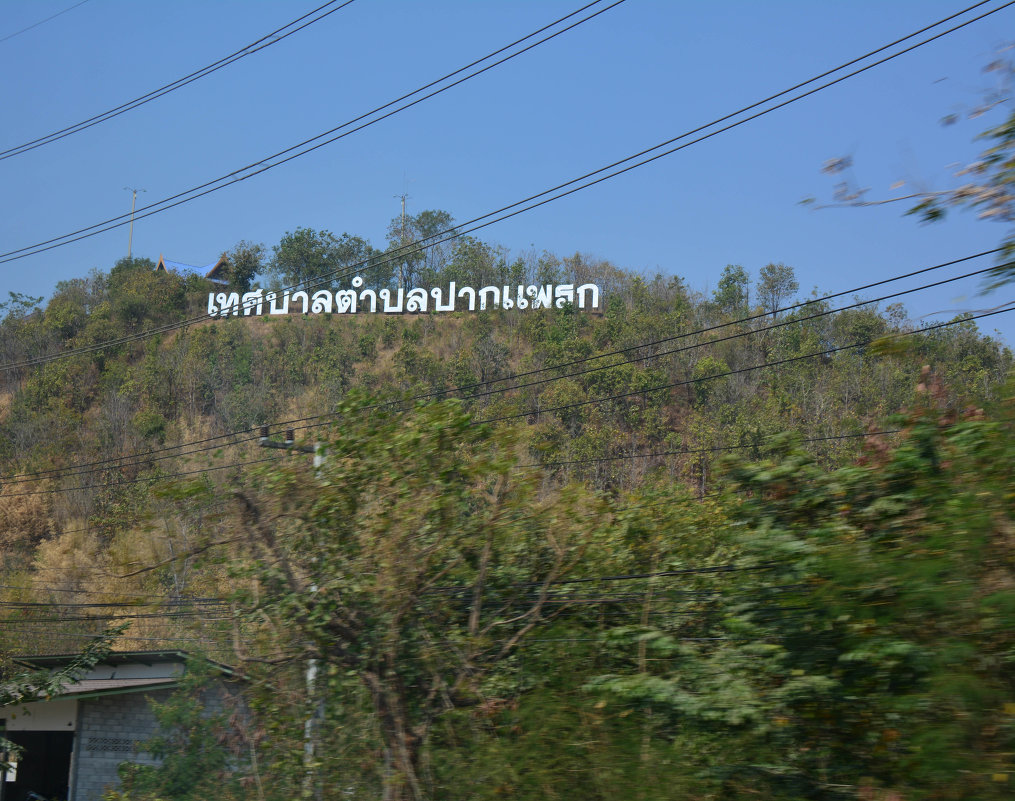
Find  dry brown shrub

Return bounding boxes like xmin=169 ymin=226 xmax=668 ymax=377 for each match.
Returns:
xmin=0 ymin=488 xmax=53 ymax=549
xmin=32 ymin=523 xmax=103 ymax=591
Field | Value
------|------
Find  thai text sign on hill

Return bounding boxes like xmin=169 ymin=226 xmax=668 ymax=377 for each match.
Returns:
xmin=208 ymin=277 xmax=601 ymax=317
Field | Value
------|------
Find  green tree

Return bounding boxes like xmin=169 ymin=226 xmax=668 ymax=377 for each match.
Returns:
xmin=222 ymin=240 xmax=265 ymax=293
xmin=107 ymin=257 xmax=185 ymax=330
xmin=712 ymin=263 xmax=750 ymax=316
xmin=217 ymin=394 xmax=602 ymax=800
xmin=108 ymin=671 xmax=246 ymax=801
xmin=386 ymin=209 xmax=457 ymax=288
xmin=757 ymin=262 xmax=799 ymax=316
xmin=594 ymin=382 xmax=1015 ymax=800
xmin=271 ymin=228 xmax=376 ymax=290
xmin=0 ymin=291 xmax=43 ymax=320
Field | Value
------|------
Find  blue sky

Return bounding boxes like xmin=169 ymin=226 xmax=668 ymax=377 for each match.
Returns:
xmin=1 ymin=0 xmax=1013 ymax=343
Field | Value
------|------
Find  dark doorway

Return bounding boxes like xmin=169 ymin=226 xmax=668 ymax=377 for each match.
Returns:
xmin=2 ymin=731 xmax=73 ymax=801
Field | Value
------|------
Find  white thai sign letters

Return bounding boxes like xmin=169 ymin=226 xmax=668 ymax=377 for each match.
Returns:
xmin=207 ymin=277 xmax=601 ymax=318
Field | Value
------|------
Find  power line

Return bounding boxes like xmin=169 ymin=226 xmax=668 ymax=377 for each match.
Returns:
xmin=0 ymin=1 xmax=356 ymax=160
xmin=0 ymin=1 xmax=1004 ymax=408
xmin=0 ymin=0 xmax=90 ymax=45
xmin=3 ymin=488 xmax=753 ymax=596
xmin=0 ymin=427 xmax=887 ymax=492
xmin=1 ymin=430 xmax=266 ymax=485
xmin=6 ymin=465 xmax=952 ymax=605
xmin=0 ymin=601 xmax=226 ymax=610
xmin=11 ymin=428 xmax=989 ymax=618
xmin=0 ymin=258 xmax=998 ymax=491
xmin=473 ymin=306 xmax=1015 ymax=425
xmin=0 ymin=492 xmax=748 ymax=585
xmin=0 ymin=0 xmax=1003 ymax=295
xmin=5 ymin=306 xmax=1007 ymax=499
xmin=0 ymin=0 xmax=998 ymax=384
xmin=0 ymin=433 xmax=264 ymax=487
xmin=0 ymin=0 xmax=626 ymax=264
xmin=527 ymin=429 xmax=902 ymax=469
xmin=0 ymin=249 xmax=999 ymax=487
xmin=0 ymin=630 xmax=217 ymax=643
xmin=0 ymin=456 xmax=277 ymax=497
xmin=0 ymin=491 xmax=775 ymax=588
xmin=289 ymin=295 xmax=1011 ymax=432
xmin=439 ymin=250 xmax=1007 ymax=397
xmin=0 ymin=494 xmax=768 ymax=607
xmin=257 ymin=252 xmax=1010 ymax=433
xmin=0 ymin=3 xmax=629 ymax=383
xmin=0 ymin=610 xmax=230 ymax=623
xmin=0 ymin=584 xmax=225 ymax=602
xmin=401 ymin=263 xmax=1002 ymax=410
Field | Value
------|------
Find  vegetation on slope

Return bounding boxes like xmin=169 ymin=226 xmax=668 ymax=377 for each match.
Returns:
xmin=0 ymin=217 xmax=1012 ymax=799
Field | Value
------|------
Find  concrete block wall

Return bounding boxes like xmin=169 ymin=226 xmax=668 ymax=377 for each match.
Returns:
xmin=71 ymin=689 xmax=173 ymax=801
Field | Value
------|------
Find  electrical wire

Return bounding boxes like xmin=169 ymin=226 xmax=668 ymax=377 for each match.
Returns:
xmin=0 ymin=422 xmax=895 ymax=490
xmin=243 ymin=253 xmax=1011 ymax=432
xmin=0 ymin=307 xmax=1003 ymax=608
xmin=0 ymin=488 xmax=783 ymax=630
xmin=0 ymin=0 xmax=628 ymax=379
xmin=4 ymin=469 xmax=950 ymax=612
xmin=0 ymin=0 xmax=625 ymax=264
xmin=0 ymin=1 xmax=356 ymax=160
xmin=287 ymin=305 xmax=1011 ymax=435
xmin=0 ymin=0 xmax=993 ymax=265
xmin=0 ymin=0 xmax=1002 ymax=346
xmin=0 ymin=433 xmax=266 ymax=487
xmin=397 ymin=263 xmax=1003 ymax=411
xmin=0 ymin=0 xmax=90 ymax=45
xmin=0 ymin=611 xmax=230 ymax=622
xmin=0 ymin=630 xmax=216 ymax=643
xmin=0 ymin=250 xmax=997 ymax=486
xmin=0 ymin=456 xmax=277 ymax=497
xmin=4 ymin=430 xmax=990 ymax=644
xmin=528 ymin=429 xmax=901 ymax=469
xmin=0 ymin=584 xmax=226 ymax=602
xmin=0 ymin=492 xmax=761 ymax=587
xmin=2 ymin=304 xmax=1004 ymax=498
xmin=0 ymin=599 xmax=226 ymax=609
xmin=473 ymin=306 xmax=1015 ymax=426
xmin=0 ymin=431 xmax=899 ymax=499
xmin=433 ymin=251 xmax=1007 ymax=397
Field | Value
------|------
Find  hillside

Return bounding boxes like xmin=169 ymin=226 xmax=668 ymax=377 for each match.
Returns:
xmin=0 ymin=235 xmax=1012 ymax=800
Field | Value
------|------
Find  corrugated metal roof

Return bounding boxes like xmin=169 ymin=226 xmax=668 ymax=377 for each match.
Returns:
xmin=15 ymin=650 xmax=189 ymax=669
xmin=156 ymin=255 xmax=229 ymax=283
xmin=3 ymin=651 xmax=238 ymax=704
xmin=60 ymin=677 xmax=176 ymax=695
xmin=161 ymin=259 xmax=204 ymax=275
xmin=0 ymin=677 xmax=178 ymax=706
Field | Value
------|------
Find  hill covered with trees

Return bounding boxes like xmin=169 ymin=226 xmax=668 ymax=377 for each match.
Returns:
xmin=0 ymin=215 xmax=1012 ymax=800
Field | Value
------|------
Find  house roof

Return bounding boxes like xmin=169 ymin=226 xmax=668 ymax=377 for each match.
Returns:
xmin=13 ymin=650 xmax=193 ymax=670
xmin=155 ymin=253 xmax=229 ymax=283
xmin=56 ymin=676 xmax=181 ymax=700
xmin=5 ymin=650 xmax=237 ymax=703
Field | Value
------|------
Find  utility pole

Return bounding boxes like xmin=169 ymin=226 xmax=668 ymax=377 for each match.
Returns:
xmin=258 ymin=425 xmax=325 ymax=801
xmin=394 ymin=192 xmax=410 ymax=290
xmin=124 ymin=186 xmax=145 ymax=260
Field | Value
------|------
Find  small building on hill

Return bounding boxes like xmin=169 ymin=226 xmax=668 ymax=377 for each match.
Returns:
xmin=155 ymin=254 xmax=230 ymax=285
xmin=0 ymin=651 xmax=234 ymax=801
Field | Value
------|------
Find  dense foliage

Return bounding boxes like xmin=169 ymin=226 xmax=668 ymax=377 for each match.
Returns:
xmin=0 ymin=220 xmax=1011 ymax=799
